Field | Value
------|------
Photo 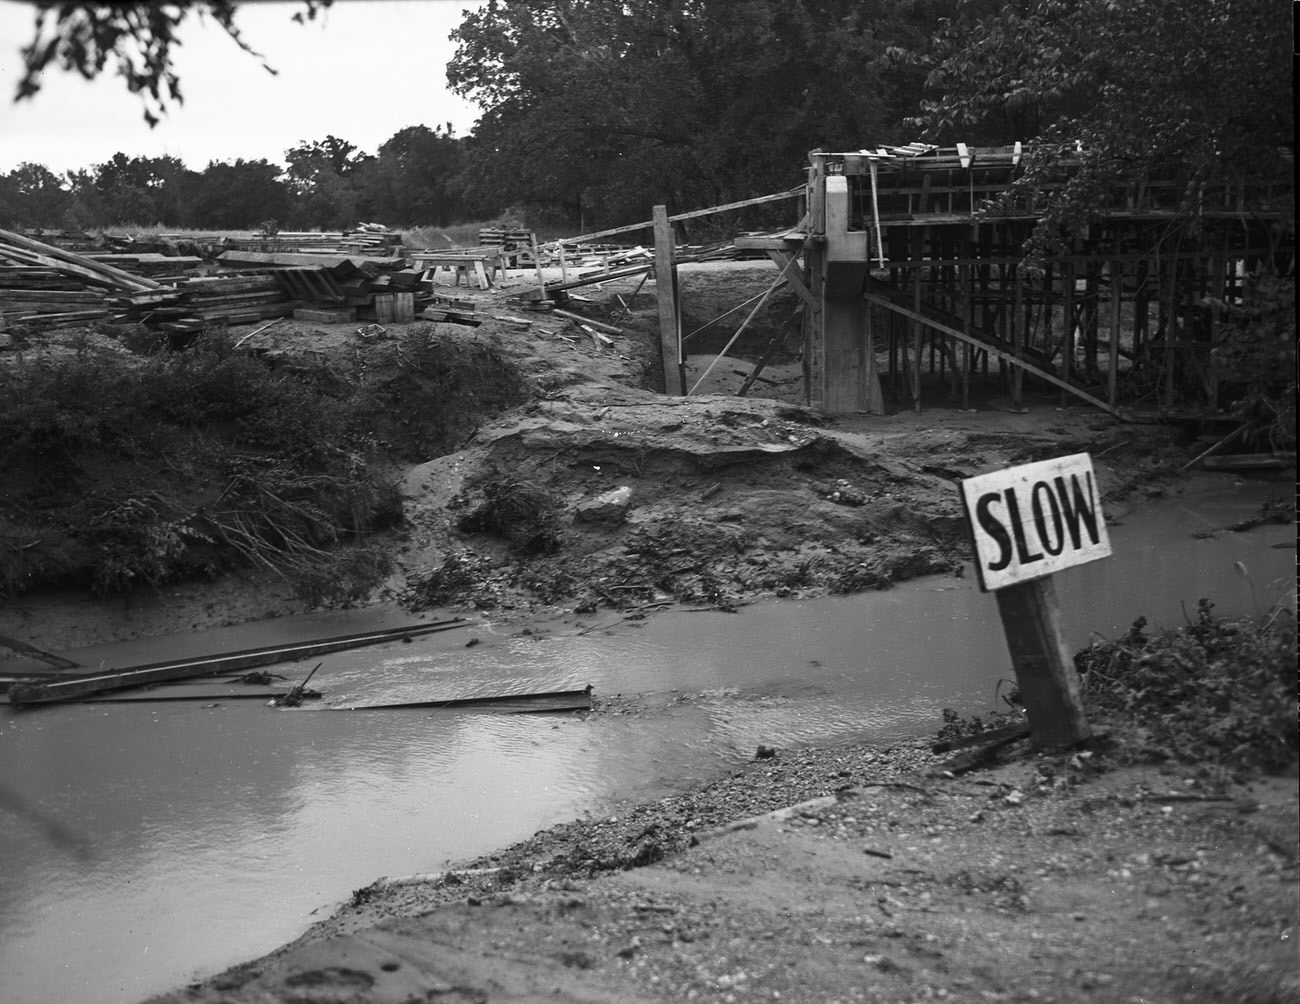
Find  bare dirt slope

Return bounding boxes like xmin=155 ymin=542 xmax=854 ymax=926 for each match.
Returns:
xmin=370 ymin=263 xmax=1187 ymax=622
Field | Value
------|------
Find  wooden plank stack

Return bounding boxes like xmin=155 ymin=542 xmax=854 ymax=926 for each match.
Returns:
xmin=0 ymin=226 xmax=482 ymax=336
xmin=1 ymin=227 xmax=162 ymax=330
xmin=222 ymin=222 xmax=404 ymax=255
xmin=114 ymin=275 xmax=295 ymax=334
xmin=266 ymin=259 xmax=433 ymax=324
xmin=0 ymin=267 xmax=113 ymax=330
xmin=87 ymin=252 xmax=206 ymax=278
xmin=421 ymin=294 xmax=482 ymax=326
xmin=479 ymin=228 xmax=538 ymax=268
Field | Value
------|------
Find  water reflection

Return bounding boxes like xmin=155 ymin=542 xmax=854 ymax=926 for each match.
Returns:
xmin=0 ymin=479 xmax=1291 ymax=1004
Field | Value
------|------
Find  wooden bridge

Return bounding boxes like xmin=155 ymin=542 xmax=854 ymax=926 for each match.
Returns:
xmin=735 ymin=144 xmax=1293 ymax=419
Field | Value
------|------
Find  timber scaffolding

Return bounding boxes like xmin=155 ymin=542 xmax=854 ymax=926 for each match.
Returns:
xmin=731 ymin=144 xmax=1294 ymax=418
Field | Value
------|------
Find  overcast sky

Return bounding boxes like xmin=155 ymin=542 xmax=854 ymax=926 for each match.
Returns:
xmin=0 ymin=0 xmax=484 ymax=176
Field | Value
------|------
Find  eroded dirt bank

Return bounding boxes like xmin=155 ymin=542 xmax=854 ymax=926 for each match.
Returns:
xmin=1 ymin=263 xmax=1195 ymax=653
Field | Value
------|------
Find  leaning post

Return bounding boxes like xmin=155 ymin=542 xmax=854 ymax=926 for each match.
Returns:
xmin=652 ymin=204 xmax=685 ymax=395
xmin=959 ymin=453 xmax=1112 ymax=748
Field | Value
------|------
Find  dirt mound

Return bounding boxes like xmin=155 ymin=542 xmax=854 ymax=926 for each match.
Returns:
xmin=396 ymin=390 xmax=973 ymax=614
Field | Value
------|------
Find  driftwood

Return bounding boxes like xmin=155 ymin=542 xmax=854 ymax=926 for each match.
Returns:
xmin=268 ymin=662 xmax=324 ymax=707
xmin=324 ymin=684 xmax=593 ymax=714
xmin=932 ymin=725 xmax=1032 ymax=776
xmin=931 ymin=722 xmax=1032 ymax=754
xmin=6 ymin=619 xmax=468 ymax=706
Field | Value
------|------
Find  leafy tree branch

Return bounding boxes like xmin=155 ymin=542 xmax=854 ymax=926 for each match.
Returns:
xmin=13 ymin=0 xmax=333 ymax=125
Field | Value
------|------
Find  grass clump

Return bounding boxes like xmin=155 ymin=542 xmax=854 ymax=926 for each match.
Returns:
xmin=1076 ymin=598 xmax=1298 ymax=775
xmin=458 ymin=479 xmax=563 ymax=556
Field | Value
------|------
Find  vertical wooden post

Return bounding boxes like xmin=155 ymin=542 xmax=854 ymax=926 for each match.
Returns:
xmin=653 ymin=204 xmax=684 ymax=396
xmin=1010 ymin=261 xmax=1024 ymax=408
xmin=888 ymin=269 xmax=900 ymax=392
xmin=1164 ymin=256 xmax=1177 ymax=408
xmin=529 ymin=233 xmax=547 ymax=301
xmin=1083 ymin=261 xmax=1100 ymax=381
xmin=1134 ymin=257 xmax=1148 ymax=360
xmin=1108 ymin=256 xmax=1121 ymax=407
xmin=863 ymin=301 xmax=885 ymax=414
xmin=961 ymin=256 xmax=973 ymax=410
xmin=911 ymin=227 xmax=924 ymax=411
xmin=1208 ymin=243 xmax=1227 ymax=407
xmin=995 ymin=577 xmax=1093 ymax=747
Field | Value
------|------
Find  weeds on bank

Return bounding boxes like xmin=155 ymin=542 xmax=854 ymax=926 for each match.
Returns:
xmin=0 ymin=330 xmax=401 ymax=601
xmin=1 ymin=324 xmax=533 ymax=602
xmin=457 ymin=479 xmax=563 ymax=556
xmin=1075 ymin=598 xmax=1298 ymax=775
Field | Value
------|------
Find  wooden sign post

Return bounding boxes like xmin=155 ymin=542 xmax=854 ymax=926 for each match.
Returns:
xmin=959 ymin=453 xmax=1112 ymax=748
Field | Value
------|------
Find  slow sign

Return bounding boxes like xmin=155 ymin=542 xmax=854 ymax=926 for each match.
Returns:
xmin=960 ymin=452 xmax=1111 ymax=592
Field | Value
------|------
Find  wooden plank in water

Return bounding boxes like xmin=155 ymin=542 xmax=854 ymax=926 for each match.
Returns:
xmin=80 ymin=683 xmax=296 ymax=703
xmin=1201 ymin=453 xmax=1290 ymax=470
xmin=6 ymin=618 xmax=469 ymax=706
xmin=324 ymin=685 xmax=593 ymax=714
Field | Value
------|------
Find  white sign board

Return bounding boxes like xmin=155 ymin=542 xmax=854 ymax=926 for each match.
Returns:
xmin=960 ymin=453 xmax=1111 ymax=592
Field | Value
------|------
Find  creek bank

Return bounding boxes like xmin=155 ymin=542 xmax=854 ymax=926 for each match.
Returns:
xmin=155 ymin=596 xmax=1298 ymax=1004
xmin=157 ymin=703 xmax=1299 ymax=1004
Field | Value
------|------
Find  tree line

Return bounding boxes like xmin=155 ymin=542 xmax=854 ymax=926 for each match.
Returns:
xmin=3 ymin=0 xmax=1291 ymax=239
xmin=0 ymin=124 xmax=471 ymax=232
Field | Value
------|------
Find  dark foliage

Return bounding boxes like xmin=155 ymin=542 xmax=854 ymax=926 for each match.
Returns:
xmin=458 ymin=479 xmax=563 ymax=556
xmin=448 ymin=0 xmax=943 ymax=228
xmin=1076 ymin=600 xmax=1298 ymax=775
xmin=0 ymin=325 xmax=529 ymax=604
xmin=12 ymin=1 xmax=332 ymax=126
xmin=916 ymin=0 xmax=1293 ymax=259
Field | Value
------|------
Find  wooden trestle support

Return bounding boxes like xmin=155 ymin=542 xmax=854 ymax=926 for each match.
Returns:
xmin=735 ymin=145 xmax=1293 ymax=419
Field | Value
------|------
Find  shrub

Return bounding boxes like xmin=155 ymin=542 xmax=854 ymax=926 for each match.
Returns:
xmin=0 ymin=341 xmax=397 ymax=600
xmin=458 ymin=479 xmax=563 ymax=556
xmin=1076 ymin=599 xmax=1298 ymax=774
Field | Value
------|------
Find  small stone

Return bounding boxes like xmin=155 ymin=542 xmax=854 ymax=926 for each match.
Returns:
xmin=575 ymin=486 xmax=634 ymax=524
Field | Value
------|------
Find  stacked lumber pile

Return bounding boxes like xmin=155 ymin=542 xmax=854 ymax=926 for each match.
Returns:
xmin=115 ymin=275 xmax=294 ymax=334
xmin=1 ymin=226 xmax=160 ymax=330
xmin=224 ymin=222 xmax=403 ymax=255
xmin=421 ymin=294 xmax=482 ymax=326
xmin=479 ymin=228 xmax=537 ymax=268
xmin=16 ymin=228 xmax=101 ymax=253
xmin=0 ymin=266 xmax=114 ymax=330
xmin=0 ymin=229 xmax=293 ymax=336
xmin=274 ymin=258 xmax=433 ymax=324
xmin=87 ymin=252 xmax=205 ymax=278
xmin=217 ymin=248 xmax=406 ymax=269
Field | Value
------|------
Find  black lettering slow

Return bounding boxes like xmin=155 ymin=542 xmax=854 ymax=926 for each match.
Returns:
xmin=1005 ymin=488 xmax=1043 ymax=564
xmin=1031 ymin=481 xmax=1065 ymax=555
xmin=1054 ymin=473 xmax=1101 ymax=548
xmin=975 ymin=492 xmax=1013 ymax=571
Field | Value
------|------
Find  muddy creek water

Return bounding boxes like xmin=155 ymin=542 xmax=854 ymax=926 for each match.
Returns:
xmin=0 ymin=479 xmax=1292 ymax=1004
